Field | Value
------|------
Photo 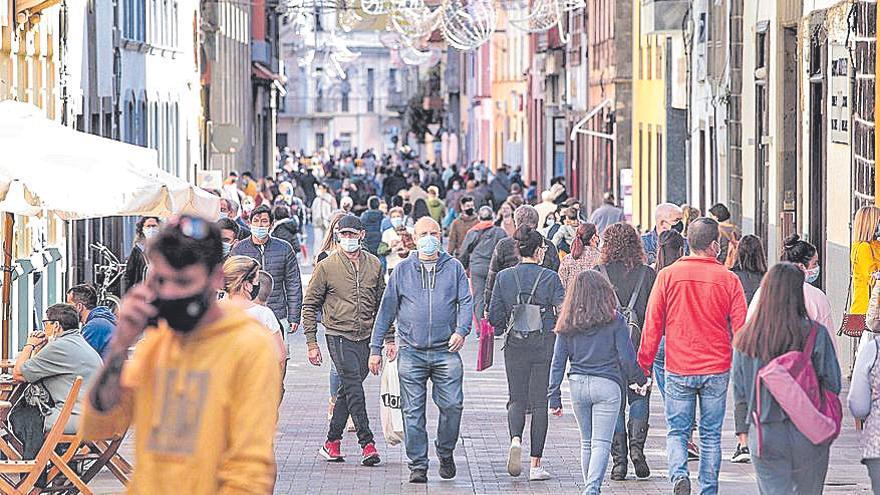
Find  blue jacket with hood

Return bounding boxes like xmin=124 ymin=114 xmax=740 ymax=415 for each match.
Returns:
xmin=82 ymin=306 xmax=117 ymax=356
xmin=371 ymin=251 xmax=473 ymax=355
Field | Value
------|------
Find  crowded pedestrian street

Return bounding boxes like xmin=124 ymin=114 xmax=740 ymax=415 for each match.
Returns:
xmin=5 ymin=0 xmax=880 ymax=492
xmin=86 ymin=305 xmax=873 ymax=494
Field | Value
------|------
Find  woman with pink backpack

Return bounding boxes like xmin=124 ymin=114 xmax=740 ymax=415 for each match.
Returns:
xmin=733 ymin=262 xmax=842 ymax=494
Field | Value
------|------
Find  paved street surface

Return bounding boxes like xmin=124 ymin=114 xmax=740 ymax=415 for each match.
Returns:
xmin=91 ymin=327 xmax=872 ymax=494
xmin=88 ymin=258 xmax=873 ymax=494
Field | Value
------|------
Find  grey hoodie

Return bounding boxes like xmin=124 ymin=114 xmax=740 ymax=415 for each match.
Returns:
xmin=371 ymin=251 xmax=473 ymax=354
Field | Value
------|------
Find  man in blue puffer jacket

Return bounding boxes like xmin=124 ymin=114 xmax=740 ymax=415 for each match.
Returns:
xmin=231 ymin=205 xmax=303 ymax=334
xmin=66 ymin=284 xmax=117 ymax=356
xmin=370 ymin=217 xmax=473 ymax=485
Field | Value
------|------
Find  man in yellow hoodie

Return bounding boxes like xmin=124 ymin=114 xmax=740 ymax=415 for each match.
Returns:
xmin=82 ymin=215 xmax=281 ymax=494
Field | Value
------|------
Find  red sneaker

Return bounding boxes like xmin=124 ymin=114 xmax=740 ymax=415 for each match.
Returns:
xmin=320 ymin=440 xmax=344 ymax=462
xmin=362 ymin=443 xmax=381 ymax=466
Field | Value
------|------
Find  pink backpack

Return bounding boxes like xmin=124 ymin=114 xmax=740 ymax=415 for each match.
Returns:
xmin=752 ymin=324 xmax=842 ymax=456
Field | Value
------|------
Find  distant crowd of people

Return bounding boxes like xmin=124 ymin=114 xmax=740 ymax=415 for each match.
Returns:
xmin=21 ymin=147 xmax=880 ymax=494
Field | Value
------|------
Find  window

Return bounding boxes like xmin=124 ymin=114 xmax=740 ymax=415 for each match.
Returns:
xmin=171 ymin=1 xmax=178 ymax=47
xmin=367 ymin=68 xmax=375 ymax=112
xmin=125 ymin=100 xmax=135 ymax=143
xmin=124 ymin=0 xmax=146 ymax=41
xmin=316 ymin=133 xmax=325 ymax=148
xmin=389 ymin=68 xmax=399 ymax=92
xmin=315 ymin=70 xmax=323 ymax=113
xmin=657 ymin=126 xmax=664 ymax=203
xmin=138 ymin=100 xmax=147 ymax=146
xmin=341 ymin=74 xmax=350 ymax=112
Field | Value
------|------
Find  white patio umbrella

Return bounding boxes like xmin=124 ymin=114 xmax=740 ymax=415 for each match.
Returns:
xmin=0 ymin=100 xmax=221 ymax=359
xmin=0 ymin=100 xmax=220 ymax=219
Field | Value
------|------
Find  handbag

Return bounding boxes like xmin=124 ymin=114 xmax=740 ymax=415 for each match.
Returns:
xmin=476 ymin=318 xmax=494 ymax=371
xmin=839 ymin=248 xmax=873 ymax=337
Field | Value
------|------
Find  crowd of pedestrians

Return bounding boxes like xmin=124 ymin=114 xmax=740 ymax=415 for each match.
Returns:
xmin=56 ymin=149 xmax=880 ymax=494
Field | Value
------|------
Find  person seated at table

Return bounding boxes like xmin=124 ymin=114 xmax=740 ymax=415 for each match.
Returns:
xmin=11 ymin=303 xmax=103 ymax=459
xmin=66 ymin=283 xmax=117 ymax=356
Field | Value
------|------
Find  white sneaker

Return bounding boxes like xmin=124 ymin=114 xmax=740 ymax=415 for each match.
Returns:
xmin=507 ymin=437 xmax=522 ymax=477
xmin=529 ymin=466 xmax=551 ymax=481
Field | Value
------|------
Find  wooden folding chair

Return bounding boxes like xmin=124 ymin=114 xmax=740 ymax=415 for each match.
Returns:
xmin=0 ymin=377 xmax=90 ymax=495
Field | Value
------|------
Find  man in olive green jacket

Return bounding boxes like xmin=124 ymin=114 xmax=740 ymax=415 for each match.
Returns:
xmin=301 ymin=215 xmax=394 ymax=466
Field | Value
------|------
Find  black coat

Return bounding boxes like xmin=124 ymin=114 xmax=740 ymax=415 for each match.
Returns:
xmin=272 ymin=218 xmax=301 ymax=252
xmin=124 ymin=244 xmax=148 ymax=291
xmin=482 ymin=237 xmax=560 ymax=318
xmin=360 ymin=209 xmax=385 ymax=255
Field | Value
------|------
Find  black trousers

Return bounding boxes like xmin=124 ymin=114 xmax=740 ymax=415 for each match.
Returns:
xmin=504 ymin=333 xmax=554 ymax=458
xmin=326 ymin=335 xmax=374 ymax=448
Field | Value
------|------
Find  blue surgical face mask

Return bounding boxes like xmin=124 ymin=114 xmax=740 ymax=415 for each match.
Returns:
xmin=251 ymin=226 xmax=270 ymax=240
xmin=222 ymin=242 xmax=232 ymax=256
xmin=339 ymin=237 xmax=361 ymax=253
xmin=391 ymin=217 xmax=403 ymax=229
xmin=805 ymin=265 xmax=821 ymax=284
xmin=417 ymin=235 xmax=441 ymax=257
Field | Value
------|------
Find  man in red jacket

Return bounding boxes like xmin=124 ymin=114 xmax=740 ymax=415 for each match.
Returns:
xmin=638 ymin=217 xmax=747 ymax=495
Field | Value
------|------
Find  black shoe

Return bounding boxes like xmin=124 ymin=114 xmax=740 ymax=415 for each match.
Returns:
xmin=628 ymin=418 xmax=651 ymax=479
xmin=409 ymin=469 xmax=428 ymax=484
xmin=439 ymin=456 xmax=456 ymax=479
xmin=731 ymin=444 xmax=751 ymax=464
xmin=610 ymin=432 xmax=628 ymax=481
xmin=673 ymin=477 xmax=691 ymax=495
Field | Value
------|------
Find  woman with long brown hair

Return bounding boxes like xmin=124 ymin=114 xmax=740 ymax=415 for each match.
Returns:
xmin=557 ymin=222 xmax=600 ymax=289
xmin=733 ymin=263 xmax=841 ymax=494
xmin=548 ymin=270 xmax=646 ymax=494
xmin=595 ymin=222 xmax=656 ymax=481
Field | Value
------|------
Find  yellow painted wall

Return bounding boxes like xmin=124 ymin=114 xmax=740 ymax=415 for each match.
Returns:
xmin=489 ymin=10 xmax=527 ymax=172
xmin=631 ymin=0 xmax=666 ymax=230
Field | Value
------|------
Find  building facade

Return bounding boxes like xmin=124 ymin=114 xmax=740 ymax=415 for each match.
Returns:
xmin=630 ymin=0 xmax=688 ymax=230
xmin=277 ymin=19 xmax=417 ymax=156
xmin=489 ymin=9 xmax=528 ymax=173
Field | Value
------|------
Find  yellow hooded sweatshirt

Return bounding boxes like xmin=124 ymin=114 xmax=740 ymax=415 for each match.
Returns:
xmin=82 ymin=305 xmax=281 ymax=494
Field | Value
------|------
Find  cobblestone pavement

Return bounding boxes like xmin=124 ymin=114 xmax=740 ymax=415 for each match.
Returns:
xmin=88 ymin=257 xmax=873 ymax=494
xmin=90 ymin=325 xmax=873 ymax=494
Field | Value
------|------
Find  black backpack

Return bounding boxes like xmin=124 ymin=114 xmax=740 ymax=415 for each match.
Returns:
xmin=506 ymin=269 xmax=547 ymax=339
xmin=597 ymin=265 xmax=647 ymax=339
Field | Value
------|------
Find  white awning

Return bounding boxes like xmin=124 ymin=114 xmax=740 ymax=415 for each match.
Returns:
xmin=0 ymin=101 xmax=219 ymax=220
xmin=570 ymin=98 xmax=615 ymax=142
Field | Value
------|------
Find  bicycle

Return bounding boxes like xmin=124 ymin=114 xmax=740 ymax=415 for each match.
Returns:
xmin=89 ymin=242 xmax=126 ymax=315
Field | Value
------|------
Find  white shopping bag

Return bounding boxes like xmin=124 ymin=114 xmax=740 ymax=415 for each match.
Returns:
xmin=380 ymin=358 xmax=405 ymax=446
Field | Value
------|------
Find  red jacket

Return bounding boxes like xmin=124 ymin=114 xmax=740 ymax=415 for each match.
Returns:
xmin=637 ymin=256 xmax=747 ymax=376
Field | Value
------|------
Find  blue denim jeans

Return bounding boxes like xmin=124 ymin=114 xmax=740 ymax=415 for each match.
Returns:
xmin=569 ymin=374 xmax=621 ymax=495
xmin=665 ymin=372 xmax=729 ymax=495
xmin=329 ymin=361 xmax=341 ymax=398
xmin=397 ymin=346 xmax=464 ymax=471
xmin=653 ymin=337 xmax=666 ymax=399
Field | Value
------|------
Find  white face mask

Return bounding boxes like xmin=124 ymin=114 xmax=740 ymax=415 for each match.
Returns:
xmin=339 ymin=237 xmax=361 ymax=253
xmin=143 ymin=226 xmax=159 ymax=239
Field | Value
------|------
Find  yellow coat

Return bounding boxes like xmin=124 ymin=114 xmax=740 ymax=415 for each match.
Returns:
xmin=82 ymin=306 xmax=281 ymax=494
xmin=851 ymin=241 xmax=880 ymax=314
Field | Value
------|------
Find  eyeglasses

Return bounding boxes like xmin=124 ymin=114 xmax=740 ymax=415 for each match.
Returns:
xmin=167 ymin=215 xmax=211 ymax=240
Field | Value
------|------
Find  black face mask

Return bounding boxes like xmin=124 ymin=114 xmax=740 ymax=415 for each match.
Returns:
xmin=464 ymin=208 xmax=475 ymax=216
xmin=153 ymin=290 xmax=212 ymax=334
xmin=249 ymin=283 xmax=261 ymax=301
xmin=671 ymin=221 xmax=684 ymax=234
